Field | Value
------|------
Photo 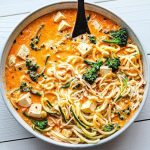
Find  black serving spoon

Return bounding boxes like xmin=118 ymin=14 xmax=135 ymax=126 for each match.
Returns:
xmin=72 ymin=0 xmax=91 ymax=38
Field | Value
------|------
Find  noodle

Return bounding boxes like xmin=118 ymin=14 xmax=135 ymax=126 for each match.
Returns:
xmin=5 ymin=9 xmax=145 ymax=144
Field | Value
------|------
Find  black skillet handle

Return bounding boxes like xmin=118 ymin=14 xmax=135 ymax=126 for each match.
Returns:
xmin=72 ymin=0 xmax=91 ymax=38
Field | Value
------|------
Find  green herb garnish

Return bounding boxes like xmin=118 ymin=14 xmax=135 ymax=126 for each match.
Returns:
xmin=32 ymin=120 xmax=48 ymax=130
xmin=26 ymin=59 xmax=44 ymax=82
xmin=123 ymin=106 xmax=131 ymax=115
xmin=20 ymin=82 xmax=31 ymax=92
xmin=117 ymin=112 xmax=125 ymax=120
xmin=88 ymin=35 xmax=96 ymax=44
xmin=26 ymin=59 xmax=39 ymax=72
xmin=30 ymin=24 xmax=45 ymax=51
xmin=103 ymin=123 xmax=114 ymax=132
xmin=23 ymin=111 xmax=48 ymax=130
xmin=19 ymin=82 xmax=42 ymax=96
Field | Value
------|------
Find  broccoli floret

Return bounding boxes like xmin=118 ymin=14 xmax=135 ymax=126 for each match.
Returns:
xmin=103 ymin=28 xmax=128 ymax=47
xmin=82 ymin=60 xmax=103 ymax=84
xmin=106 ymin=58 xmax=120 ymax=71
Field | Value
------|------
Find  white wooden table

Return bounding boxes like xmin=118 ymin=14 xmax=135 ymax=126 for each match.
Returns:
xmin=0 ymin=0 xmax=150 ymax=149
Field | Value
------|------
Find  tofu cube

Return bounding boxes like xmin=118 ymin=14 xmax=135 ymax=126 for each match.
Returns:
xmin=15 ymin=61 xmax=26 ymax=71
xmin=61 ymin=129 xmax=72 ymax=138
xmin=8 ymin=55 xmax=16 ymax=66
xmin=58 ymin=20 xmax=71 ymax=31
xmin=17 ymin=44 xmax=29 ymax=60
xmin=77 ymin=43 xmax=92 ymax=57
xmin=81 ymin=100 xmax=97 ymax=113
xmin=92 ymin=20 xmax=101 ymax=31
xmin=96 ymin=45 xmax=109 ymax=57
xmin=102 ymin=51 xmax=109 ymax=58
xmin=44 ymin=40 xmax=54 ymax=50
xmin=28 ymin=103 xmax=42 ymax=118
xmin=17 ymin=92 xmax=31 ymax=107
xmin=54 ymin=11 xmax=66 ymax=23
xmin=100 ymin=66 xmax=112 ymax=76
xmin=47 ymin=67 xmax=54 ymax=76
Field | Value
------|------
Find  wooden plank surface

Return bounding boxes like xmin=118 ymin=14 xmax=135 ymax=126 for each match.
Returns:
xmin=1 ymin=120 xmax=150 ymax=150
xmin=0 ymin=0 xmax=150 ymax=149
xmin=0 ymin=0 xmax=111 ymax=16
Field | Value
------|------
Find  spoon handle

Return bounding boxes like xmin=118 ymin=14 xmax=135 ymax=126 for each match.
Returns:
xmin=72 ymin=0 xmax=90 ymax=38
